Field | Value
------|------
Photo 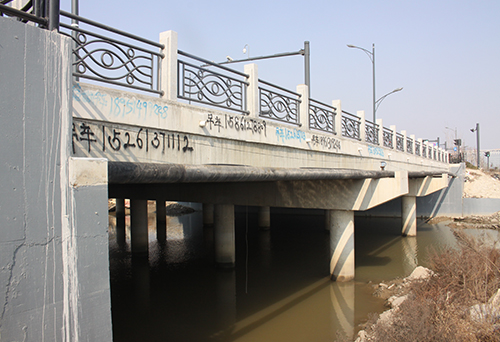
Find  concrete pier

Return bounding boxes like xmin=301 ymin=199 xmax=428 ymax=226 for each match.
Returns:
xmin=329 ymin=210 xmax=355 ymax=281
xmin=203 ymin=203 xmax=214 ymax=226
xmin=214 ymin=204 xmax=235 ymax=268
xmin=116 ymin=198 xmax=126 ymax=244
xmin=156 ymin=199 xmax=167 ymax=241
xmin=402 ymin=196 xmax=417 ymax=236
xmin=258 ymin=206 xmax=271 ymax=229
xmin=131 ymin=199 xmax=149 ymax=255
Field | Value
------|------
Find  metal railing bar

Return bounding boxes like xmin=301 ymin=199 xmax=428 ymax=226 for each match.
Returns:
xmin=341 ymin=110 xmax=360 ymax=120
xmin=178 ymin=50 xmax=249 ymax=78
xmin=178 ymin=95 xmax=249 ymax=115
xmin=60 ymin=10 xmax=164 ymax=49
xmin=309 ymin=98 xmax=336 ymax=111
xmin=258 ymin=79 xmax=301 ymax=97
xmin=0 ymin=3 xmax=47 ymax=24
xmin=179 ymin=60 xmax=250 ymax=86
xmin=74 ymin=73 xmax=164 ymax=95
xmin=59 ymin=23 xmax=164 ymax=58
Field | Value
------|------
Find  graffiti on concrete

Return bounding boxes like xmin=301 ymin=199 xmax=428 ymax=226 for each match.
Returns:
xmin=275 ymin=127 xmax=306 ymax=144
xmin=205 ymin=113 xmax=267 ymax=136
xmin=311 ymin=135 xmax=341 ymax=151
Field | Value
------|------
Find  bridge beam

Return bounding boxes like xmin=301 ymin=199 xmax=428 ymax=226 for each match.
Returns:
xmin=328 ymin=210 xmax=355 ymax=282
xmin=214 ymin=204 xmax=235 ymax=268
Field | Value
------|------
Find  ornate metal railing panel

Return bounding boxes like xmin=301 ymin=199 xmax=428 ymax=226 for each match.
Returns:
xmin=365 ymin=120 xmax=379 ymax=145
xmin=0 ymin=0 xmax=49 ymax=27
xmin=178 ymin=51 xmax=249 ymax=114
xmin=259 ymin=79 xmax=300 ymax=125
xmin=309 ymin=99 xmax=336 ymax=134
xmin=60 ymin=11 xmax=164 ymax=95
xmin=422 ymin=145 xmax=427 ymax=158
xmin=341 ymin=111 xmax=361 ymax=140
xmin=406 ymin=137 xmax=413 ymax=154
xmin=428 ymin=146 xmax=432 ymax=159
xmin=415 ymin=141 xmax=421 ymax=156
xmin=433 ymin=149 xmax=437 ymax=160
xmin=396 ymin=133 xmax=405 ymax=152
xmin=383 ymin=127 xmax=393 ymax=149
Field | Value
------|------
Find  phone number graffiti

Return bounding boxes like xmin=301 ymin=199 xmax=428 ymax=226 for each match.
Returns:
xmin=72 ymin=119 xmax=194 ymax=155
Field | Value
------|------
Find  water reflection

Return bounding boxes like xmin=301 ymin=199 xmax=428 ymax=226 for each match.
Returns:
xmin=108 ymin=207 xmax=476 ymax=342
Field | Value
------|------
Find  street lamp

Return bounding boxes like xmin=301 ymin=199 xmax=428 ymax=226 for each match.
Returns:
xmin=347 ymin=43 xmax=375 ymax=122
xmin=470 ymin=123 xmax=480 ymax=168
xmin=218 ymin=41 xmax=311 ymax=95
xmin=375 ymin=87 xmax=403 ymax=114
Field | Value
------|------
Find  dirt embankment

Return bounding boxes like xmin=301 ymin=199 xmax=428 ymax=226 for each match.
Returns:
xmin=464 ymin=168 xmax=500 ymax=199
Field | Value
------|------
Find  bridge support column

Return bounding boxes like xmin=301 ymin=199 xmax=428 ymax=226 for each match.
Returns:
xmin=156 ymin=199 xmax=167 ymax=242
xmin=402 ymin=196 xmax=417 ymax=236
xmin=328 ymin=210 xmax=355 ymax=282
xmin=203 ymin=203 xmax=214 ymax=226
xmin=131 ymin=199 xmax=149 ymax=255
xmin=115 ymin=198 xmax=126 ymax=244
xmin=214 ymin=204 xmax=235 ymax=268
xmin=258 ymin=206 xmax=271 ymax=229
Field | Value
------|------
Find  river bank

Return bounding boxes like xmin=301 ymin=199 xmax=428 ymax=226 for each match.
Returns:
xmin=350 ymin=213 xmax=500 ymax=342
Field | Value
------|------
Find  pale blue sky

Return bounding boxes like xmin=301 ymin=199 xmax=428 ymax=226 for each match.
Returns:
xmin=61 ymin=0 xmax=500 ymax=150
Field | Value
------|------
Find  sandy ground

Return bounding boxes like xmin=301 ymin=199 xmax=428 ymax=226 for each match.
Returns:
xmin=464 ymin=168 xmax=500 ymax=199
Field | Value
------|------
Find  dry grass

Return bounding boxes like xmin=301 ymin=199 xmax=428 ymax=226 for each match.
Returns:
xmin=362 ymin=231 xmax=500 ymax=342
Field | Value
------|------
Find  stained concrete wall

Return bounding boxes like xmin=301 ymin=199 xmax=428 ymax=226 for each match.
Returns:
xmin=0 ymin=17 xmax=112 ymax=341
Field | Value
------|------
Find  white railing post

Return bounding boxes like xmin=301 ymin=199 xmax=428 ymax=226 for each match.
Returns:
xmin=159 ymin=30 xmax=178 ymax=101
xmin=358 ymin=110 xmax=366 ymax=143
xmin=390 ymin=125 xmax=397 ymax=150
xmin=244 ymin=63 xmax=259 ymax=119
xmin=332 ymin=100 xmax=342 ymax=136
xmin=417 ymin=138 xmax=423 ymax=156
xmin=410 ymin=134 xmax=415 ymax=154
xmin=401 ymin=130 xmax=407 ymax=154
xmin=296 ymin=84 xmax=309 ymax=129
xmin=376 ymin=118 xmax=383 ymax=146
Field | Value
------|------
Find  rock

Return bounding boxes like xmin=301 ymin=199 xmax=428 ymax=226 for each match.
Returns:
xmin=355 ymin=330 xmax=368 ymax=342
xmin=469 ymin=289 xmax=500 ymax=323
xmin=405 ymin=266 xmax=434 ymax=282
xmin=387 ymin=294 xmax=408 ymax=308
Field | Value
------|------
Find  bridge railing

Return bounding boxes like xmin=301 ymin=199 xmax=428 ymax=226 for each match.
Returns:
xmin=177 ymin=51 xmax=249 ymax=115
xmin=59 ymin=11 xmax=165 ymax=96
xmin=308 ymin=99 xmax=336 ymax=134
xmin=341 ymin=111 xmax=361 ymax=140
xmin=258 ymin=79 xmax=301 ymax=126
xmin=365 ymin=119 xmax=380 ymax=145
xmin=3 ymin=3 xmax=449 ymax=163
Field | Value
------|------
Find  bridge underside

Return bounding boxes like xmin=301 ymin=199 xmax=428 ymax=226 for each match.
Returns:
xmin=106 ymin=161 xmax=449 ymax=281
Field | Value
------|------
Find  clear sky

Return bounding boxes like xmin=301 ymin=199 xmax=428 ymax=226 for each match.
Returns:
xmin=61 ymin=0 xmax=500 ymax=150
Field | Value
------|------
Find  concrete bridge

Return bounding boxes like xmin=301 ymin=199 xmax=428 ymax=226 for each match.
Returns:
xmin=0 ymin=7 xmax=452 ymax=342
xmin=68 ymin=30 xmax=450 ymax=282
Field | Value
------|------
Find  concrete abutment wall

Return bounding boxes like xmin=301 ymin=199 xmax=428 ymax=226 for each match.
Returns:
xmin=0 ymin=17 xmax=112 ymax=341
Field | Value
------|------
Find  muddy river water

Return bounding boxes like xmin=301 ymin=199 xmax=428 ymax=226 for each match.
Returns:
xmin=107 ymin=206 xmax=485 ymax=342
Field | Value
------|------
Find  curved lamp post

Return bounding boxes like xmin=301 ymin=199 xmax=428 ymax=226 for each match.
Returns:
xmin=347 ymin=43 xmax=375 ymax=122
xmin=375 ymin=87 xmax=403 ymax=113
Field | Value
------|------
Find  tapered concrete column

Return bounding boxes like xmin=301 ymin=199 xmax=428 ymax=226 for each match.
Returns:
xmin=402 ymin=196 xmax=417 ymax=236
xmin=203 ymin=203 xmax=214 ymax=226
xmin=329 ymin=210 xmax=355 ymax=282
xmin=115 ymin=198 xmax=126 ymax=244
xmin=130 ymin=199 xmax=149 ymax=255
xmin=214 ymin=204 xmax=235 ymax=268
xmin=156 ymin=199 xmax=167 ymax=242
xmin=258 ymin=206 xmax=271 ymax=229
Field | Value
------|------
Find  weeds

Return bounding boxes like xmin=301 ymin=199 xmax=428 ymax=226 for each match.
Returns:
xmin=361 ymin=230 xmax=500 ymax=342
